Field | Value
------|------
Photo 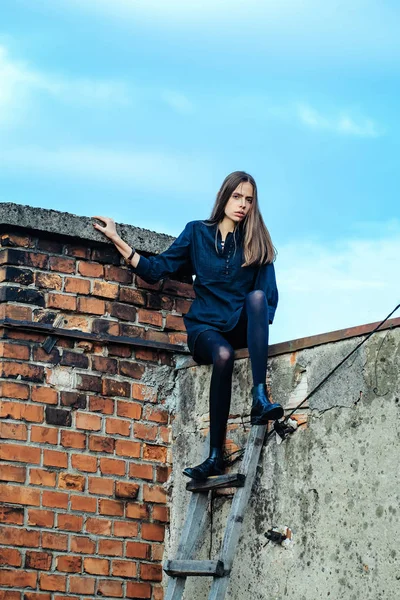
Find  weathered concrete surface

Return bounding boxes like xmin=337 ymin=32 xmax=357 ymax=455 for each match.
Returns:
xmin=0 ymin=202 xmax=175 ymax=253
xmin=166 ymin=326 xmax=400 ymax=600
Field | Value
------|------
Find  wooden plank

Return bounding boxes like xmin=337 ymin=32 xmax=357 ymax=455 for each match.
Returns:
xmin=186 ymin=473 xmax=245 ymax=493
xmin=164 ymin=560 xmax=224 ymax=577
xmin=208 ymin=424 xmax=267 ymax=600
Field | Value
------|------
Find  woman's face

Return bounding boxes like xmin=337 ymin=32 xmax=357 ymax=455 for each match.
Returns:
xmin=224 ymin=181 xmax=254 ymax=224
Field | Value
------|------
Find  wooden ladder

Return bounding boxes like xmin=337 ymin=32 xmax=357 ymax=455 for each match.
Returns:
xmin=163 ymin=423 xmax=267 ymax=600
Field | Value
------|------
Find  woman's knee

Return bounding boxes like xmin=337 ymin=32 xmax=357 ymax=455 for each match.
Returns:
xmin=246 ymin=289 xmax=266 ymax=308
xmin=213 ymin=344 xmax=235 ymax=370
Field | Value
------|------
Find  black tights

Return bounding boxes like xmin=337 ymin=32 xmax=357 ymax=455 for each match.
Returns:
xmin=194 ymin=290 xmax=270 ymax=449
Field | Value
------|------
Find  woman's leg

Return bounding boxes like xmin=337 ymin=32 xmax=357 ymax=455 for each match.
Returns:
xmin=244 ymin=289 xmax=269 ymax=385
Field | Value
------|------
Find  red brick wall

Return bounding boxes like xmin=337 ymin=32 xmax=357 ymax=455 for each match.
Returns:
xmin=0 ymin=230 xmax=194 ymax=600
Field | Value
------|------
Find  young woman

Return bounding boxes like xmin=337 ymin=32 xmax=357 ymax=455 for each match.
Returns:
xmin=92 ymin=171 xmax=283 ymax=481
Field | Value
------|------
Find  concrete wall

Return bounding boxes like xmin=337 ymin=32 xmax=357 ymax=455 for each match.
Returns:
xmin=166 ymin=325 xmax=400 ymax=600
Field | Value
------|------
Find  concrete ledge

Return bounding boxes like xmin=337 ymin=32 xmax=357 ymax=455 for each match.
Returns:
xmin=175 ymin=315 xmax=400 ymax=369
xmin=0 ymin=202 xmax=175 ymax=254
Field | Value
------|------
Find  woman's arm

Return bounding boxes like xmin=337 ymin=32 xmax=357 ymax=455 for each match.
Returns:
xmin=253 ymin=262 xmax=279 ymax=324
xmin=92 ymin=216 xmax=192 ymax=284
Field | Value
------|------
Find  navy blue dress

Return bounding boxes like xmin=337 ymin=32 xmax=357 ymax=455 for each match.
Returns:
xmin=131 ymin=220 xmax=278 ymax=361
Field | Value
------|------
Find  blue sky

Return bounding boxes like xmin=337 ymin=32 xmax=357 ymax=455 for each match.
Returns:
xmin=1 ymin=0 xmax=399 ymax=343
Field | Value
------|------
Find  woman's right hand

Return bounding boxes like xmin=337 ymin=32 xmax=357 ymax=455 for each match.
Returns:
xmin=92 ymin=216 xmax=119 ymax=241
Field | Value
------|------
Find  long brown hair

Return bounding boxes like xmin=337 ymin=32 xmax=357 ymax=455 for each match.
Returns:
xmin=204 ymin=171 xmax=276 ymax=266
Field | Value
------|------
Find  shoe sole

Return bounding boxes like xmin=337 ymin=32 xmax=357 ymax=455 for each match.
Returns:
xmin=251 ymin=406 xmax=284 ymax=425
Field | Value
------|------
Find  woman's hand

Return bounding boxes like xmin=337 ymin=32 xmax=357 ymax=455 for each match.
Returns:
xmin=92 ymin=216 xmax=119 ymax=242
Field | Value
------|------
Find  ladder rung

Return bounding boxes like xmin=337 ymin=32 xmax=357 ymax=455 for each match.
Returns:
xmin=186 ymin=473 xmax=246 ymax=493
xmin=163 ymin=559 xmax=225 ymax=577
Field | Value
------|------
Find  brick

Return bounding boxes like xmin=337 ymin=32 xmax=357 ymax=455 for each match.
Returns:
xmin=88 ymin=396 xmax=114 ymax=414
xmin=133 ymin=422 xmax=157 ymax=441
xmin=119 ymin=360 xmax=145 ymax=379
xmin=0 ymin=303 xmax=32 ymax=321
xmin=162 ymin=279 xmax=194 ymax=298
xmin=91 ymin=246 xmax=120 ymax=265
xmin=153 ymin=585 xmax=164 ymax=600
xmin=85 ymin=517 xmax=111 ymax=536
xmin=108 ymin=343 xmax=132 ymax=357
xmin=62 ymin=314 xmax=91 ymax=332
xmin=119 ymin=287 xmax=146 ymax=305
xmin=129 ymin=462 xmax=153 ymax=481
xmin=60 ymin=350 xmax=89 ymax=369
xmin=159 ymin=426 xmax=170 ymax=444
xmin=102 ymin=378 xmax=130 ymax=398
xmin=32 ymin=345 xmax=61 ymax=364
xmin=0 ymin=442 xmax=40 ymax=464
xmin=126 ymin=582 xmax=151 ymax=599
xmin=0 ymin=421 xmax=28 ymax=440
xmin=113 ymin=521 xmax=139 ymax=538
xmin=0 ymin=361 xmax=44 ymax=382
xmin=125 ymin=541 xmax=151 ymax=559
xmin=140 ymin=562 xmax=163 ymax=582
xmin=0 ymin=341 xmax=30 ymax=360
xmin=143 ymin=444 xmax=167 ymax=463
xmin=71 ymin=454 xmax=97 ymax=473
xmin=31 ymin=386 xmax=58 ymax=405
xmin=115 ymin=439 xmax=140 ymax=459
xmin=77 ymin=296 xmax=105 ymax=315
xmin=30 ymin=469 xmax=56 ymax=487
xmin=30 ymin=425 xmax=58 ymax=445
xmin=99 ymin=499 xmax=124 ymax=517
xmin=37 ymin=238 xmax=63 ymax=253
xmin=69 ymin=575 xmax=96 ymax=594
xmin=60 ymin=392 xmax=86 ymax=409
xmin=99 ymin=457 xmax=126 ymax=477
xmin=116 ymin=401 xmax=142 ymax=420
xmin=105 ymin=417 xmax=130 ymax=437
xmin=143 ymin=484 xmax=167 ymax=504
xmin=126 ymin=503 xmax=149 ymax=520
xmin=146 ymin=293 xmax=174 ymax=311
xmin=0 ymin=286 xmax=45 ymax=307
xmin=57 ymin=513 xmax=83 ymax=532
xmin=59 ymin=473 xmax=85 ymax=492
xmin=64 ymin=276 xmax=90 ymax=294
xmin=132 ymin=383 xmax=157 ymax=403
xmin=0 ymin=569 xmax=37 ymax=588
xmin=105 ymin=264 xmax=133 ymax=284
xmin=152 ymin=544 xmax=164 ymax=562
xmin=156 ymin=465 xmax=170 ymax=483
xmin=39 ymin=573 xmax=66 ymax=592
xmin=110 ymin=302 xmax=137 ymax=321
xmin=83 ymin=557 xmax=109 ymax=575
xmin=35 ymin=272 xmax=63 ymax=290
xmin=43 ymin=449 xmax=68 ymax=468
xmin=175 ymin=298 xmax=192 ymax=314
xmin=119 ymin=323 xmax=145 ymax=338
xmin=45 ymin=407 xmax=71 ymax=427
xmin=1 ymin=233 xmax=32 ymax=247
xmin=92 ymin=318 xmax=119 ymax=336
xmin=28 ymin=509 xmax=54 ymax=528
xmin=112 ymin=559 xmax=137 ymax=578
xmin=97 ymin=580 xmax=123 ymax=598
xmin=70 ymin=495 xmax=97 ymax=513
xmin=65 ymin=243 xmax=91 ymax=259
xmin=0 ymin=381 xmax=29 ymax=400
xmin=42 ymin=490 xmax=69 ymax=509
xmin=92 ymin=280 xmax=119 ymax=299
xmin=91 ymin=355 xmax=117 ymax=374
xmin=142 ymin=522 xmax=165 ymax=542
xmin=144 ymin=329 xmax=171 ymax=345
xmin=89 ymin=435 xmax=115 ymax=453
xmin=138 ymin=309 xmax=162 ymax=327
xmin=168 ymin=332 xmax=187 ymax=345
xmin=153 ymin=505 xmax=169 ymax=522
xmin=98 ymin=539 xmax=123 ymax=557
xmin=144 ymin=406 xmax=169 ymax=424
xmin=0 ymin=591 xmax=20 ymax=600
xmin=42 ymin=531 xmax=68 ymax=551
xmin=0 ymin=463 xmax=26 ymax=482
xmin=0 ymin=547 xmax=21 ymax=567
xmin=70 ymin=536 xmax=96 ymax=554
xmin=0 ymin=505 xmax=24 ymax=525
xmin=76 ymin=413 xmax=101 ymax=431
xmin=0 ymin=525 xmax=40 ymax=547
xmin=61 ymin=430 xmax=86 ymax=449
xmin=24 ymin=595 xmax=51 ymax=600
xmin=76 ymin=373 xmax=102 ymax=393
xmin=135 ymin=276 xmax=161 ymax=291
xmin=49 ymin=256 xmax=75 ymax=274
xmin=115 ymin=482 xmax=140 ymax=499
xmin=78 ymin=261 xmax=104 ymax=277
xmin=56 ymin=555 xmax=82 ymax=573
xmin=25 ymin=551 xmax=52 ymax=570
xmin=48 ymin=293 xmax=77 ymax=311
xmin=0 ymin=400 xmax=44 ymax=423
xmin=88 ymin=476 xmax=114 ymax=496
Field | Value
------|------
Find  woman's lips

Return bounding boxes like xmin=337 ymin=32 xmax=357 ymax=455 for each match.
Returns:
xmin=234 ymin=212 xmax=245 ymax=217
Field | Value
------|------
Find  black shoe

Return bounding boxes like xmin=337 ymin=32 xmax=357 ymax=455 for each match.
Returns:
xmin=182 ymin=448 xmax=225 ymax=481
xmin=250 ymin=383 xmax=284 ymax=425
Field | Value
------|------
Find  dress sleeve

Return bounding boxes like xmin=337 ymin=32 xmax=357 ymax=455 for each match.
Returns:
xmin=131 ymin=221 xmax=192 ymax=284
xmin=253 ymin=261 xmax=279 ymax=324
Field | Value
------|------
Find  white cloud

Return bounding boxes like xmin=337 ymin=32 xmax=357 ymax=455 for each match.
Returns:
xmin=297 ymin=104 xmax=382 ymax=138
xmin=161 ymin=90 xmax=194 ymax=115
xmin=271 ymin=222 xmax=400 ymax=343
